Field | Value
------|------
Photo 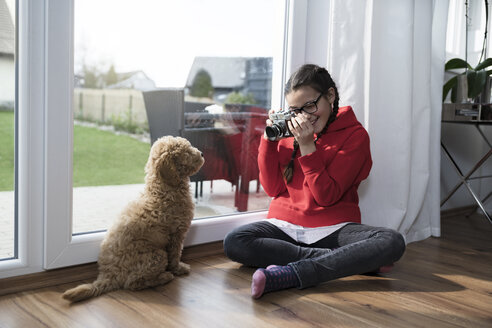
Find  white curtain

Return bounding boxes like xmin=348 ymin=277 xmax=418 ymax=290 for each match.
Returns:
xmin=295 ymin=0 xmax=450 ymax=243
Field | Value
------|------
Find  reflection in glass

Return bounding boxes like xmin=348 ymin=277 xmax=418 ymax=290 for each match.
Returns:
xmin=0 ymin=0 xmax=16 ymax=259
xmin=73 ymin=0 xmax=275 ymax=235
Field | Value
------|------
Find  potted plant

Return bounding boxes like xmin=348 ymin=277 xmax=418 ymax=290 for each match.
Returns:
xmin=442 ymin=0 xmax=492 ymax=103
xmin=442 ymin=57 xmax=492 ymax=103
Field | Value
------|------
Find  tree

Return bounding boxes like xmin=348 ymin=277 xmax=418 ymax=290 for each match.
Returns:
xmin=82 ymin=64 xmax=101 ymax=89
xmin=105 ymin=64 xmax=118 ymax=87
xmin=190 ymin=69 xmax=214 ymax=98
xmin=224 ymin=91 xmax=256 ymax=105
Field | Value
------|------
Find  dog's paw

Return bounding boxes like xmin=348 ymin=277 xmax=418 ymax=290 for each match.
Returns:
xmin=171 ymin=262 xmax=190 ymax=276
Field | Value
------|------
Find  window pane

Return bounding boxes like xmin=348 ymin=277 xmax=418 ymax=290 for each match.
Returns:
xmin=73 ymin=0 xmax=276 ymax=234
xmin=0 ymin=0 xmax=16 ymax=259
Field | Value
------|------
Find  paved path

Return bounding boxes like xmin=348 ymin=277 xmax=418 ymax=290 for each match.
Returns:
xmin=0 ymin=191 xmax=14 ymax=259
xmin=0 ymin=181 xmax=271 ymax=259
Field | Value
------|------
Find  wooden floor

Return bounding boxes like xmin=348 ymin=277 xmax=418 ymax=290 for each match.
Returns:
xmin=1 ymin=213 xmax=491 ymax=328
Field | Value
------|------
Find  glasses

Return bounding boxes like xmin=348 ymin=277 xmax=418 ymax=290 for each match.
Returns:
xmin=288 ymin=93 xmax=324 ymax=115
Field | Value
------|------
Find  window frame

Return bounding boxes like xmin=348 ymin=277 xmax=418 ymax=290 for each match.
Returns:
xmin=0 ymin=0 xmax=293 ymax=277
xmin=0 ymin=0 xmax=45 ymax=279
xmin=43 ymin=0 xmax=290 ymax=270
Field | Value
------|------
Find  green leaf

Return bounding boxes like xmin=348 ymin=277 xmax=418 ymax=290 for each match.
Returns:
xmin=443 ymin=75 xmax=458 ymax=102
xmin=468 ymin=70 xmax=487 ymax=99
xmin=445 ymin=58 xmax=472 ymax=71
xmin=450 ymin=83 xmax=458 ymax=103
xmin=474 ymin=58 xmax=492 ymax=71
xmin=466 ymin=70 xmax=477 ymax=97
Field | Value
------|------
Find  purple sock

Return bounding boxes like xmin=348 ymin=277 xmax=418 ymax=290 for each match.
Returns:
xmin=251 ymin=265 xmax=299 ymax=299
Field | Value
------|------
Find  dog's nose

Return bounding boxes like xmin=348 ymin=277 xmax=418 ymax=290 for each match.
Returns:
xmin=200 ymin=152 xmax=203 ymax=157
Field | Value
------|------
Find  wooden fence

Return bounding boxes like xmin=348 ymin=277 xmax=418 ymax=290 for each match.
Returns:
xmin=73 ymin=88 xmax=148 ymax=128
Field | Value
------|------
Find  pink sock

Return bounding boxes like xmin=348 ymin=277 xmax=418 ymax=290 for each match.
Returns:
xmin=377 ymin=264 xmax=394 ymax=273
xmin=251 ymin=265 xmax=299 ymax=299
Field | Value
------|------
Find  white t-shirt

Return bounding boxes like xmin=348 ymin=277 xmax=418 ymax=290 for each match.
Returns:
xmin=265 ymin=218 xmax=352 ymax=244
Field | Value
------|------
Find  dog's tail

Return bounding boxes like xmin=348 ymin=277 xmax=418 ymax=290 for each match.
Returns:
xmin=62 ymin=277 xmax=115 ymax=303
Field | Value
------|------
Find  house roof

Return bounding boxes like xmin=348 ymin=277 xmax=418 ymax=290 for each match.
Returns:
xmin=0 ymin=0 xmax=14 ymax=56
xmin=186 ymin=57 xmax=247 ymax=89
xmin=106 ymin=70 xmax=156 ymax=91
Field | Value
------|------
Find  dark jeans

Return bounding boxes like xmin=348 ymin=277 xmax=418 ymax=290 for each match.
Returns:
xmin=223 ymin=221 xmax=406 ymax=289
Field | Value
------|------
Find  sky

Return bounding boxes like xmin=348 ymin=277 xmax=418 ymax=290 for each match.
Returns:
xmin=74 ymin=0 xmax=277 ymax=87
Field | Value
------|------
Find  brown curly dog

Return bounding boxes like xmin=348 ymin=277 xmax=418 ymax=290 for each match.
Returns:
xmin=62 ymin=136 xmax=204 ymax=303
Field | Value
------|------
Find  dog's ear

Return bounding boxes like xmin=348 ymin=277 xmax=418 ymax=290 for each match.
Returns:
xmin=158 ymin=153 xmax=180 ymax=186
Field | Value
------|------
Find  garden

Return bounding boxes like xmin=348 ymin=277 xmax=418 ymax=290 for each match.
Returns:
xmin=0 ymin=111 xmax=150 ymax=192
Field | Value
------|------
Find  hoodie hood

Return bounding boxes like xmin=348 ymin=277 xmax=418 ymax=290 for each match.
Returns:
xmin=324 ymin=106 xmax=361 ymax=133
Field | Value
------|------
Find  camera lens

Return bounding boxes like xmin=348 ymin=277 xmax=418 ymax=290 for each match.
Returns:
xmin=265 ymin=125 xmax=282 ymax=141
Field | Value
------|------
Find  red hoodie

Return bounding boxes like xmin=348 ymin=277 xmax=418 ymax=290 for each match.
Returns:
xmin=258 ymin=106 xmax=372 ymax=228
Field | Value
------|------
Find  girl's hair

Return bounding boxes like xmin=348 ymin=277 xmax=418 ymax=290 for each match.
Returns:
xmin=283 ymin=64 xmax=340 ymax=183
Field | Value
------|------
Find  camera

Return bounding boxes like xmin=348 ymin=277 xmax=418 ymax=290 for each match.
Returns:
xmin=265 ymin=109 xmax=295 ymax=141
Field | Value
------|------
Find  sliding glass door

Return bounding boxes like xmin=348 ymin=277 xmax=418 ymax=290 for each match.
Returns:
xmin=43 ymin=0 xmax=288 ymax=269
xmin=0 ymin=0 xmax=46 ymax=279
xmin=71 ymin=0 xmax=284 ymax=237
xmin=0 ymin=0 xmax=294 ymax=277
xmin=0 ymin=0 xmax=16 ymax=261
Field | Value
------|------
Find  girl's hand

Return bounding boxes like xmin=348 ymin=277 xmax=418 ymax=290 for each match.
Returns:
xmin=263 ymin=109 xmax=277 ymax=140
xmin=288 ymin=114 xmax=316 ymax=155
xmin=288 ymin=114 xmax=313 ymax=144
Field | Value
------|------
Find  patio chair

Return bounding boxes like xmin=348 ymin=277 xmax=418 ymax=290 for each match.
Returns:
xmin=142 ymin=89 xmax=184 ymax=143
xmin=143 ymin=89 xmax=237 ymax=198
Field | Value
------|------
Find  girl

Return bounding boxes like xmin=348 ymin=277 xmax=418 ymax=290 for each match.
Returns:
xmin=223 ymin=64 xmax=406 ymax=299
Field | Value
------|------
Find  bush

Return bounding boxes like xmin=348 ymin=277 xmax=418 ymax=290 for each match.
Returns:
xmin=0 ymin=102 xmax=14 ymax=112
xmin=110 ymin=110 xmax=142 ymax=134
xmin=190 ymin=69 xmax=214 ymax=98
xmin=224 ymin=92 xmax=256 ymax=105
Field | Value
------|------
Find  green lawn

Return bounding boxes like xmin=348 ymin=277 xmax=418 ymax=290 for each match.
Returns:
xmin=0 ymin=111 xmax=150 ymax=191
xmin=0 ymin=112 xmax=15 ymax=191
